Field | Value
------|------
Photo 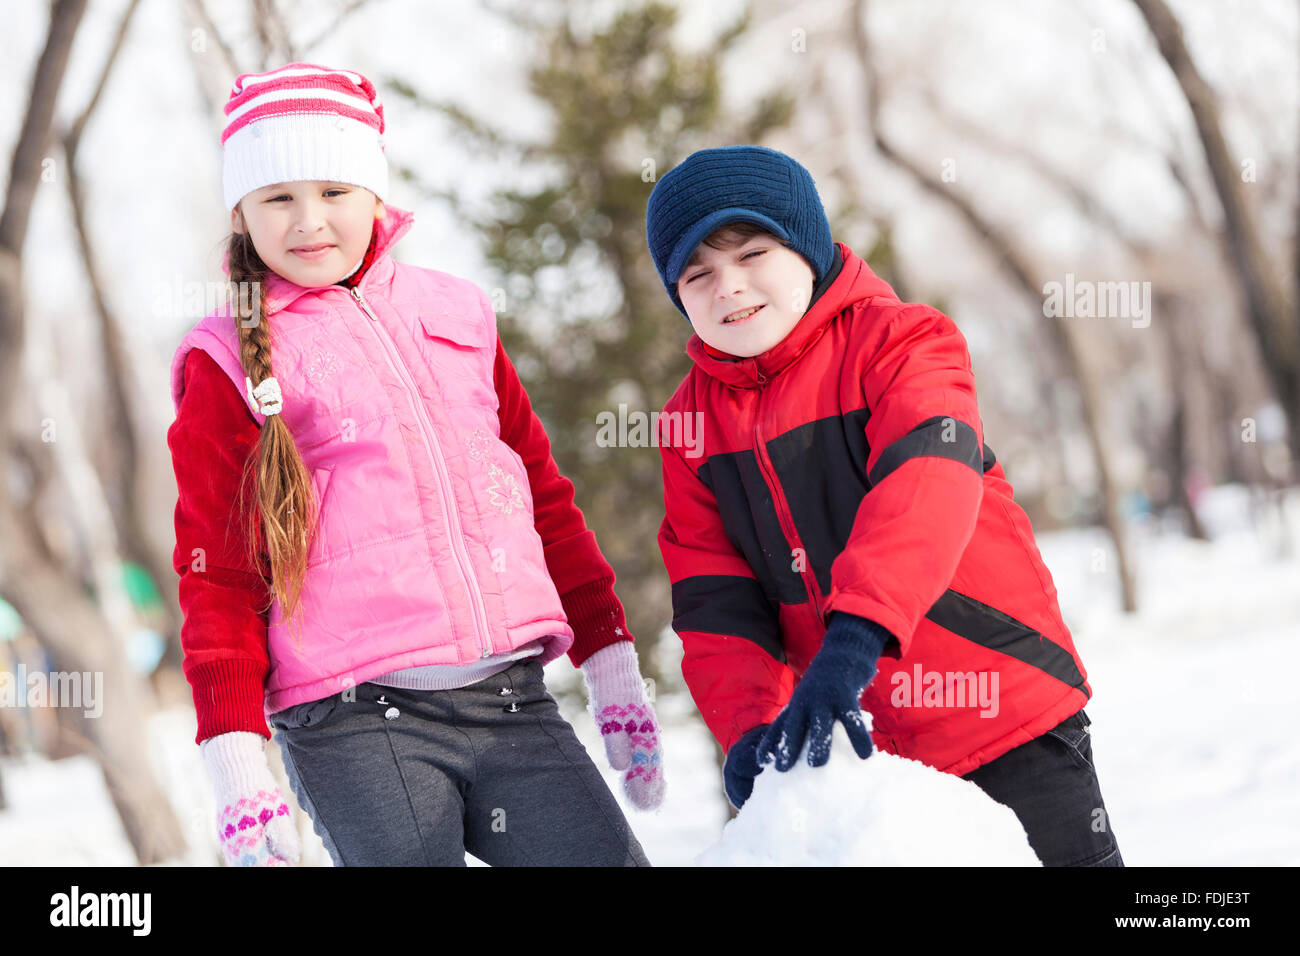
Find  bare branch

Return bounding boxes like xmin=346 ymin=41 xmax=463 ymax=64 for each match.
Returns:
xmin=185 ymin=0 xmax=242 ymax=80
xmin=0 ymin=0 xmax=88 ymax=473
xmin=300 ymin=0 xmax=375 ymax=53
xmin=1132 ymin=0 xmax=1299 ymax=460
xmin=67 ymin=0 xmax=143 ymax=152
xmin=0 ymin=0 xmax=87 ymax=256
xmin=250 ymin=0 xmax=277 ymax=69
xmin=263 ymin=0 xmax=299 ymax=62
xmin=916 ymin=86 xmax=1136 ymax=245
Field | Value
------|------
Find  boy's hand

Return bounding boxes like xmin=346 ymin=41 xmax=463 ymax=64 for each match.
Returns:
xmin=756 ymin=614 xmax=890 ymax=772
xmin=580 ymin=641 xmax=666 ymax=811
xmin=723 ymin=723 xmax=770 ymax=810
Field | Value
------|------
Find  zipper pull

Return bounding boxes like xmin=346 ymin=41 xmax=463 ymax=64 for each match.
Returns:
xmin=351 ymin=286 xmax=379 ymax=321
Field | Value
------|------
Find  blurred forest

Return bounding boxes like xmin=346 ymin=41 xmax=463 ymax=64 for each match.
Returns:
xmin=0 ymin=0 xmax=1295 ymax=862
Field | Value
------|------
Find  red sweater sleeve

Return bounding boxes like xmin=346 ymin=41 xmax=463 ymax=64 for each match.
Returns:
xmin=167 ymin=348 xmax=273 ymax=744
xmin=492 ymin=334 xmax=634 ymax=665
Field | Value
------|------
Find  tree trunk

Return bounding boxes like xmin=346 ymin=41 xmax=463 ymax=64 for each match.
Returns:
xmin=4 ymin=512 xmax=187 ymax=863
xmin=1153 ymin=293 xmax=1209 ymax=539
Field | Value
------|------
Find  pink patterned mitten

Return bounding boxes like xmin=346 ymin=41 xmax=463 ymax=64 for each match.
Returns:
xmin=201 ymin=732 xmax=301 ymax=867
xmin=580 ymin=642 xmax=666 ymax=810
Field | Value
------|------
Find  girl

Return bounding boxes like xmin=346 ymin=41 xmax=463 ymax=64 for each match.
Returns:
xmin=167 ymin=62 xmax=663 ymax=867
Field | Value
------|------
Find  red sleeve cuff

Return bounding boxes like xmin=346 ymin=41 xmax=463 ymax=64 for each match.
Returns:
xmin=561 ymin=577 xmax=634 ymax=667
xmin=186 ymin=657 xmax=271 ymax=744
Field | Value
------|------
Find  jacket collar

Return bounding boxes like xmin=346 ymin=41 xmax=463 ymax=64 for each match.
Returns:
xmin=685 ymin=243 xmax=900 ymax=388
xmin=223 ymin=204 xmax=416 ymax=316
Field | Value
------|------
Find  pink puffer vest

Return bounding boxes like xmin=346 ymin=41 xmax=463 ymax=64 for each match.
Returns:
xmin=169 ymin=205 xmax=573 ymax=714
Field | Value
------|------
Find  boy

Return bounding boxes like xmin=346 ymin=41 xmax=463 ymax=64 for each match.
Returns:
xmin=646 ymin=145 xmax=1122 ymax=867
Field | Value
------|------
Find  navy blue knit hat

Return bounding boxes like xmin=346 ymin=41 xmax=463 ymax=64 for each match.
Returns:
xmin=645 ymin=145 xmax=835 ymax=316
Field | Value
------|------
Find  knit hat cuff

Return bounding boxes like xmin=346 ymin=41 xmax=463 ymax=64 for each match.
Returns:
xmin=223 ymin=112 xmax=388 ymax=211
xmin=664 ymin=208 xmax=791 ymax=285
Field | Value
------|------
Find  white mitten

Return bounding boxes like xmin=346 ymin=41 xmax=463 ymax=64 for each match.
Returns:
xmin=580 ymin=642 xmax=666 ymax=810
xmin=200 ymin=731 xmax=301 ymax=866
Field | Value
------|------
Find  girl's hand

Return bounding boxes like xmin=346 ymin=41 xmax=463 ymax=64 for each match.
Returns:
xmin=200 ymin=731 xmax=302 ymax=866
xmin=580 ymin=642 xmax=666 ymax=811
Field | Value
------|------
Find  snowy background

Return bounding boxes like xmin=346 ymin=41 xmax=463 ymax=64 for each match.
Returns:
xmin=0 ymin=0 xmax=1296 ymax=866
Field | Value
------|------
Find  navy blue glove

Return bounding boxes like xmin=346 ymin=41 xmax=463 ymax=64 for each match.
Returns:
xmin=722 ymin=723 xmax=770 ymax=810
xmin=756 ymin=613 xmax=891 ymax=772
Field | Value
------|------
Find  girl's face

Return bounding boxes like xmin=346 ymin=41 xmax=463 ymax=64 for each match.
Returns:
xmin=677 ymin=231 xmax=815 ymax=358
xmin=232 ymin=181 xmax=385 ymax=288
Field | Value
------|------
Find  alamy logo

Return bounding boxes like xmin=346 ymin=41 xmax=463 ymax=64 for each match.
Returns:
xmin=0 ymin=666 xmax=102 ymax=718
xmin=1041 ymin=273 xmax=1152 ymax=328
xmin=594 ymin=404 xmax=704 ymax=459
xmin=49 ymin=886 xmax=151 ymax=936
xmin=889 ymin=665 xmax=1000 ymax=718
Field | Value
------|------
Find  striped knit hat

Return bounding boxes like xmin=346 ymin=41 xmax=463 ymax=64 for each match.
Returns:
xmin=221 ymin=62 xmax=388 ymax=211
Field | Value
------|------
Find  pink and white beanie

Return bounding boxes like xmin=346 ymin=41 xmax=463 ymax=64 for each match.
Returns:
xmin=221 ymin=62 xmax=388 ymax=211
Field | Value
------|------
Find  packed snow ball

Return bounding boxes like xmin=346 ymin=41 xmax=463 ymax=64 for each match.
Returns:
xmin=699 ymin=719 xmax=1041 ymax=866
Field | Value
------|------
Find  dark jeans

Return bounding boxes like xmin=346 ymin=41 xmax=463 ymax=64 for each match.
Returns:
xmin=962 ymin=709 xmax=1124 ymax=866
xmin=269 ymin=657 xmax=650 ymax=866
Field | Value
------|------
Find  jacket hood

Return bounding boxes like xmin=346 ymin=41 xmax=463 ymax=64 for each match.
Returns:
xmin=685 ymin=243 xmax=899 ymax=389
xmin=221 ymin=203 xmax=416 ymax=316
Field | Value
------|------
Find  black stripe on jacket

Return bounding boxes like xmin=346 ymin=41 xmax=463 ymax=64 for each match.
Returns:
xmin=670 ymin=574 xmax=785 ymax=663
xmin=926 ymin=589 xmax=1089 ymax=693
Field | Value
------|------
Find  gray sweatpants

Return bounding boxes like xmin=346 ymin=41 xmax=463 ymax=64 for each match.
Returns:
xmin=268 ymin=657 xmax=650 ymax=866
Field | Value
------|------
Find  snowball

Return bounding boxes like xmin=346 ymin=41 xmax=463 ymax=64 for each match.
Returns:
xmin=698 ymin=720 xmax=1041 ymax=866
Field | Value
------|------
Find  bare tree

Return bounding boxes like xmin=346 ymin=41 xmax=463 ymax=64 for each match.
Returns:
xmin=0 ymin=0 xmax=187 ymax=865
xmin=58 ymin=0 xmax=189 ymax=681
xmin=1132 ymin=0 xmax=1299 ymax=467
xmin=846 ymin=0 xmax=1139 ymax=611
xmin=0 ymin=0 xmax=88 ymax=843
xmin=918 ymin=87 xmax=1213 ymax=539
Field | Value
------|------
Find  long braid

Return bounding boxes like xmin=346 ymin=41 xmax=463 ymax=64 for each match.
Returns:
xmin=226 ymin=226 xmax=318 ymax=645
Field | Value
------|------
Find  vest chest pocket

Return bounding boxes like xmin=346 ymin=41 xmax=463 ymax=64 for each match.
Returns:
xmin=417 ymin=305 xmax=497 ymax=407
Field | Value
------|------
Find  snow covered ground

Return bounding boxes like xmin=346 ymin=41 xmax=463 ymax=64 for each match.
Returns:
xmin=1 ymin=483 xmax=1297 ymax=865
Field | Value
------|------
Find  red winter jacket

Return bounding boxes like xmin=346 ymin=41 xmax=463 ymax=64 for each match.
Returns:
xmin=169 ymin=249 xmax=633 ymax=743
xmin=657 ymin=244 xmax=1089 ymax=776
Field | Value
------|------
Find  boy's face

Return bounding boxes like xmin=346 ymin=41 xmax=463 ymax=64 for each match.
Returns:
xmin=232 ymin=180 xmax=385 ymax=288
xmin=677 ymin=230 xmax=815 ymax=358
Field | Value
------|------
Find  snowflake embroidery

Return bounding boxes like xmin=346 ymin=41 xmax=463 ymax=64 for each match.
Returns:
xmin=485 ymin=463 xmax=525 ymax=515
xmin=466 ymin=428 xmax=493 ymax=463
xmin=304 ymin=348 xmax=341 ymax=385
